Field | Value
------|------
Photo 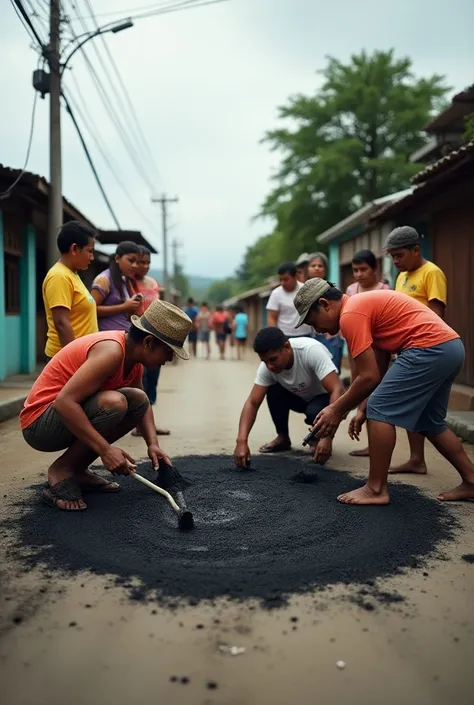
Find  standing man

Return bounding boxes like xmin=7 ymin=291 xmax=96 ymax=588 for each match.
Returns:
xmin=211 ymin=305 xmax=229 ymax=360
xmin=266 ymin=263 xmax=313 ymax=339
xmin=184 ymin=297 xmax=199 ymax=357
xmin=43 ymin=221 xmax=98 ymax=360
xmin=234 ymin=326 xmax=344 ymax=464
xmin=294 ymin=279 xmax=474 ymax=505
xmin=385 ymin=226 xmax=448 ymax=476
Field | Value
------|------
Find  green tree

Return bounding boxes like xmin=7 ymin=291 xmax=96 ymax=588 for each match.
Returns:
xmin=259 ymin=50 xmax=448 ymax=256
xmin=172 ymin=263 xmax=190 ymax=300
xmin=205 ymin=278 xmax=237 ymax=305
xmin=464 ymin=113 xmax=474 ymax=141
xmin=235 ymin=231 xmax=285 ymax=290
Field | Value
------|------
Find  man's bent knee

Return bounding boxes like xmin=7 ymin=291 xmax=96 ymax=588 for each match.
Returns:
xmin=96 ymin=390 xmax=129 ymax=414
xmin=119 ymin=387 xmax=150 ymax=419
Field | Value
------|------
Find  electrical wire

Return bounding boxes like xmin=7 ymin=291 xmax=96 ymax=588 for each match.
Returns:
xmin=0 ymin=90 xmax=39 ymax=200
xmin=63 ymin=0 xmax=161 ymax=194
xmin=62 ymin=92 xmax=122 ymax=228
xmin=69 ymin=0 xmax=227 ymax=21
xmin=80 ymin=0 xmax=165 ymax=188
xmin=9 ymin=0 xmax=45 ymax=50
xmin=63 ymin=78 xmax=161 ymax=233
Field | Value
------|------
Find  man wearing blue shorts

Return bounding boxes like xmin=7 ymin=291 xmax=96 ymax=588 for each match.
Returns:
xmin=294 ymin=278 xmax=474 ymax=506
xmin=184 ymin=297 xmax=199 ymax=356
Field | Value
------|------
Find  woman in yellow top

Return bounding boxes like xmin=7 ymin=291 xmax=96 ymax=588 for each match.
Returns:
xmin=42 ymin=221 xmax=98 ymax=359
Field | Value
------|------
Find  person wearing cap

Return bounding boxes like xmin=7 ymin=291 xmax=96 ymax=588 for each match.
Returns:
xmin=234 ymin=326 xmax=344 ymax=465
xmin=19 ymin=300 xmax=192 ymax=512
xmin=295 ymin=253 xmax=310 ymax=283
xmin=293 ymin=278 xmax=474 ymax=505
xmin=385 ymin=225 xmax=448 ymax=476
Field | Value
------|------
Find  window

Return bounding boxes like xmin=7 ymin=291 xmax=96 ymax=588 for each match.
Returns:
xmin=4 ymin=254 xmax=20 ymax=314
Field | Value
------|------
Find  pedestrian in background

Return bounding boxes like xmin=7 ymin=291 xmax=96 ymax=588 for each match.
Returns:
xmin=266 ymin=262 xmax=313 ymax=338
xmin=346 ymin=249 xmax=391 ymax=457
xmin=91 ymin=241 xmax=142 ymax=331
xmin=184 ymin=297 xmax=199 ymax=357
xmin=295 ymin=252 xmax=310 ymax=282
xmin=385 ymin=225 xmax=448 ymax=476
xmin=233 ymin=305 xmax=249 ymax=360
xmin=307 ymin=252 xmax=344 ymax=373
xmin=42 ymin=221 xmax=97 ymax=360
xmin=131 ymin=245 xmax=169 ymax=437
xmin=197 ymin=301 xmax=212 ymax=360
xmin=212 ymin=305 xmax=230 ymax=360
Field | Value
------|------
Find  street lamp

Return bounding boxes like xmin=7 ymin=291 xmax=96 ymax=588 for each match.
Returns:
xmin=61 ymin=20 xmax=134 ymax=75
xmin=32 ymin=14 xmax=134 ymax=267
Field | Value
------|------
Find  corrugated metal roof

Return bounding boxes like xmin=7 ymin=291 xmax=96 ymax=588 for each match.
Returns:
xmin=316 ymin=188 xmax=413 ymax=244
xmin=0 ymin=164 xmax=156 ymax=252
xmin=411 ymin=139 xmax=474 ymax=185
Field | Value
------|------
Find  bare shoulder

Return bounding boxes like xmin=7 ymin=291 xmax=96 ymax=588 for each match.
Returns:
xmin=87 ymin=339 xmax=124 ymax=364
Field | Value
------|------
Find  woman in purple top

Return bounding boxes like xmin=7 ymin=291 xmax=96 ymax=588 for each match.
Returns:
xmin=91 ymin=241 xmax=142 ymax=331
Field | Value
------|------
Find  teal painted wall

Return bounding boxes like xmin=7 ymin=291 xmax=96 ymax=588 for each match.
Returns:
xmin=0 ymin=212 xmax=5 ymax=380
xmin=328 ymin=242 xmax=340 ymax=286
xmin=20 ymin=224 xmax=36 ymax=373
xmin=5 ymin=316 xmax=21 ymax=376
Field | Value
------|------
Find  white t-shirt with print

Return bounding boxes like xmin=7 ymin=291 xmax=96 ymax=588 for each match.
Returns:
xmin=255 ymin=337 xmax=336 ymax=401
xmin=266 ymin=282 xmax=313 ymax=337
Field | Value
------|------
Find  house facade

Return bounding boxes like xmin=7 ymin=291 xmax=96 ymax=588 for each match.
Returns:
xmin=0 ymin=165 xmax=155 ymax=382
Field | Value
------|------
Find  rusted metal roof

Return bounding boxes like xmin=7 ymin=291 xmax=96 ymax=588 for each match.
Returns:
xmin=0 ymin=164 xmax=156 ymax=252
xmin=425 ymin=84 xmax=474 ymax=133
xmin=411 ymin=139 xmax=474 ymax=184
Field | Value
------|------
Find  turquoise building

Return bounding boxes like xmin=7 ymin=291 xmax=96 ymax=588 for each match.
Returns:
xmin=0 ymin=165 xmax=155 ymax=383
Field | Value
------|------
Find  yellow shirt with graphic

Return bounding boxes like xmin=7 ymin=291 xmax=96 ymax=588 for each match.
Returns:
xmin=43 ymin=262 xmax=98 ymax=357
xmin=395 ymin=260 xmax=447 ymax=308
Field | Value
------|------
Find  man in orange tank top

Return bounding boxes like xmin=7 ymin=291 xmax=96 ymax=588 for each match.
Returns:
xmin=294 ymin=279 xmax=474 ymax=506
xmin=20 ymin=301 xmax=192 ymax=511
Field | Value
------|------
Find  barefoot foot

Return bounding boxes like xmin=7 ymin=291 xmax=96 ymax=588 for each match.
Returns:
xmin=259 ymin=435 xmax=291 ymax=454
xmin=337 ymin=484 xmax=390 ymax=505
xmin=388 ymin=460 xmax=427 ymax=475
xmin=438 ymin=481 xmax=474 ymax=502
xmin=349 ymin=446 xmax=370 ymax=457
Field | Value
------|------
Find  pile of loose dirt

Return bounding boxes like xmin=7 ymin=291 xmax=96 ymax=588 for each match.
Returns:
xmin=4 ymin=455 xmax=457 ymax=607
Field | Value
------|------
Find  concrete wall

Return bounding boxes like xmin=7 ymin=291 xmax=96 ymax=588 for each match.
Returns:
xmin=4 ymin=316 xmax=21 ymax=376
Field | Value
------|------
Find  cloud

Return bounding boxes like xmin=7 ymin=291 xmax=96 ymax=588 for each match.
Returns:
xmin=2 ymin=0 xmax=473 ymax=278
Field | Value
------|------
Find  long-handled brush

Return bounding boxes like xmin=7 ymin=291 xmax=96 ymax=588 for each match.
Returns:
xmin=127 ymin=460 xmax=194 ymax=530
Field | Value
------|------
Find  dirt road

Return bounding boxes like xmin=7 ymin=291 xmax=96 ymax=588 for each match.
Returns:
xmin=1 ymin=348 xmax=473 ymax=705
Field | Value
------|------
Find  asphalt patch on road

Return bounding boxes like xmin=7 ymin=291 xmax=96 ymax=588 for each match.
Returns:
xmin=4 ymin=454 xmax=457 ymax=608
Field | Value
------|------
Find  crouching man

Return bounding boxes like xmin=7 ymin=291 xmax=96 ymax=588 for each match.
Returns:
xmin=293 ymin=278 xmax=474 ymax=505
xmin=20 ymin=300 xmax=192 ymax=511
xmin=234 ymin=327 xmax=344 ymax=468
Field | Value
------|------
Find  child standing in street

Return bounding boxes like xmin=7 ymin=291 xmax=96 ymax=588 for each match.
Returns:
xmin=233 ymin=306 xmax=249 ymax=360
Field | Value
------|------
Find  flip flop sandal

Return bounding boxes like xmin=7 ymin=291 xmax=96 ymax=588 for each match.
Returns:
xmin=156 ymin=428 xmax=170 ymax=436
xmin=259 ymin=442 xmax=292 ymax=454
xmin=79 ymin=474 xmax=121 ymax=493
xmin=42 ymin=477 xmax=86 ymax=511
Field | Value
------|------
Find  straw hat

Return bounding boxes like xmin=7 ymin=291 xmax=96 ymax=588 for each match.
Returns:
xmin=131 ymin=300 xmax=192 ymax=360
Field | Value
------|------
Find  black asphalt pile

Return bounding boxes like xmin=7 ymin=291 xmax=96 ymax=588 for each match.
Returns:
xmin=5 ymin=455 xmax=457 ymax=607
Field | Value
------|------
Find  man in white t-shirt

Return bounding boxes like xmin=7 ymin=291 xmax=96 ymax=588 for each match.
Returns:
xmin=266 ymin=262 xmax=313 ymax=338
xmin=234 ymin=327 xmax=344 ymax=467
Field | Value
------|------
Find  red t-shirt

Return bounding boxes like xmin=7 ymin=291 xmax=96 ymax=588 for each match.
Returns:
xmin=20 ymin=331 xmax=143 ymax=429
xmin=339 ymin=290 xmax=458 ymax=359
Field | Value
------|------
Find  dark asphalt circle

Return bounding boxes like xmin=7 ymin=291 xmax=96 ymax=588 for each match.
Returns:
xmin=7 ymin=455 xmax=457 ymax=607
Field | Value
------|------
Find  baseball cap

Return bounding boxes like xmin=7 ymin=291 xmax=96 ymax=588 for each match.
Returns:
xmin=295 ymin=252 xmax=310 ymax=266
xmin=294 ymin=278 xmax=332 ymax=328
xmin=384 ymin=226 xmax=423 ymax=251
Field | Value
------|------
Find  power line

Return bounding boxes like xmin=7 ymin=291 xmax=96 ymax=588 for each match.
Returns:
xmin=63 ymin=0 xmax=160 ymax=194
xmin=80 ymin=0 xmax=164 ymax=188
xmin=62 ymin=91 xmax=122 ymax=228
xmin=130 ymin=0 xmax=227 ymax=22
xmin=63 ymin=79 xmax=161 ymax=234
xmin=0 ymin=89 xmax=39 ymax=201
xmin=69 ymin=0 xmax=227 ymax=21
xmin=10 ymin=0 xmax=45 ymax=49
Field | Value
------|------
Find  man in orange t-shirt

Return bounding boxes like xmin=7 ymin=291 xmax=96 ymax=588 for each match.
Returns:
xmin=20 ymin=301 xmax=192 ymax=512
xmin=293 ymin=278 xmax=474 ymax=506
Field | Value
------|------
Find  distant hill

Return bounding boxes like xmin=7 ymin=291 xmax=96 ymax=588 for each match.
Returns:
xmin=149 ymin=269 xmax=215 ymax=294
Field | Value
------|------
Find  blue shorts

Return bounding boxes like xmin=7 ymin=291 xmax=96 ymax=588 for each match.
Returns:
xmin=188 ymin=331 xmax=197 ymax=343
xmin=367 ymin=338 xmax=464 ymax=436
xmin=198 ymin=331 xmax=210 ymax=343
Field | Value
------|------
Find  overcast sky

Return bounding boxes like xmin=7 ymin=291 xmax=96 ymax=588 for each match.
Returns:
xmin=2 ymin=0 xmax=474 ymax=278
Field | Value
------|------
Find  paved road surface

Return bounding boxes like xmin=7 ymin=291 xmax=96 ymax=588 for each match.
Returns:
xmin=1 ymin=348 xmax=473 ymax=705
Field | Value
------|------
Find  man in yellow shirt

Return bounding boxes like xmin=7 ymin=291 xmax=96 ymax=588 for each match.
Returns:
xmin=43 ymin=221 xmax=98 ymax=358
xmin=385 ymin=225 xmax=448 ymax=475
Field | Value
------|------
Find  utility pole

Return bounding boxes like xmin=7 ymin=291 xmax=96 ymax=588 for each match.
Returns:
xmin=48 ymin=0 xmax=62 ymax=268
xmin=151 ymin=194 xmax=178 ymax=300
